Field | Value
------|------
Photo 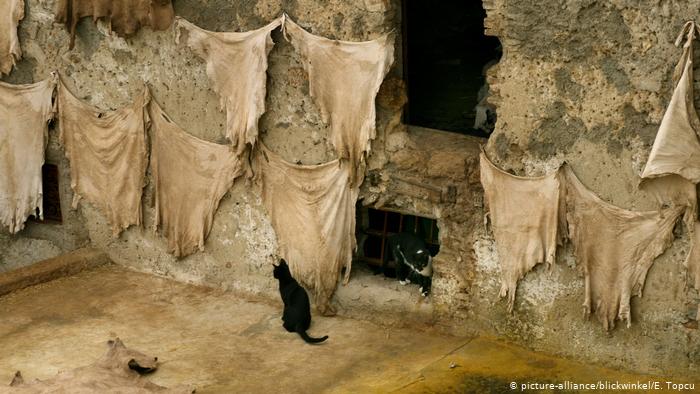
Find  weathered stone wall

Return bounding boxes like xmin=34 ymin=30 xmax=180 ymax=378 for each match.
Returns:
xmin=1 ymin=0 xmax=698 ymax=379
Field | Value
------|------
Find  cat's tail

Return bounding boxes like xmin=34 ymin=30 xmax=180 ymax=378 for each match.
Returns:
xmin=297 ymin=327 xmax=328 ymax=344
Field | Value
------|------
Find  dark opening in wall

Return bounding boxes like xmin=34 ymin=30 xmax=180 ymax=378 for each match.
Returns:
xmin=402 ymin=0 xmax=502 ymax=137
xmin=356 ymin=207 xmax=439 ymax=270
xmin=30 ymin=164 xmax=62 ymax=224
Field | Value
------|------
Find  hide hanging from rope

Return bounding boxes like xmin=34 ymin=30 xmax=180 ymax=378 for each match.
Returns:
xmin=57 ymin=79 xmax=149 ymax=237
xmin=564 ymin=165 xmax=683 ymax=331
xmin=55 ymin=0 xmax=175 ymax=49
xmin=175 ymin=17 xmax=283 ymax=163
xmin=148 ymin=99 xmax=243 ymax=257
xmin=283 ymin=16 xmax=395 ymax=185
xmin=0 ymin=0 xmax=23 ymax=76
xmin=0 ymin=75 xmax=56 ymax=234
xmin=256 ymin=143 xmax=358 ymax=316
xmin=479 ymin=149 xmax=565 ymax=313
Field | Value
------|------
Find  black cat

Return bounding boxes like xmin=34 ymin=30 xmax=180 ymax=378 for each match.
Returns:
xmin=273 ymin=259 xmax=328 ymax=344
xmin=383 ymin=232 xmax=433 ymax=296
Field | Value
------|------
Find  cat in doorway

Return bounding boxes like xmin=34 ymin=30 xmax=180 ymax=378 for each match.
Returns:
xmin=273 ymin=259 xmax=328 ymax=344
xmin=383 ymin=232 xmax=433 ymax=296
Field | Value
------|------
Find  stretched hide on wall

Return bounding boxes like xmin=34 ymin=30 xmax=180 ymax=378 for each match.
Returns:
xmin=564 ymin=165 xmax=683 ymax=331
xmin=175 ymin=17 xmax=283 ymax=161
xmin=639 ymin=174 xmax=697 ymax=233
xmin=283 ymin=17 xmax=395 ymax=185
xmin=55 ymin=0 xmax=175 ymax=49
xmin=0 ymin=76 xmax=56 ymax=234
xmin=57 ymin=80 xmax=149 ymax=237
xmin=6 ymin=338 xmax=194 ymax=393
xmin=479 ymin=150 xmax=564 ymax=313
xmin=149 ymin=100 xmax=243 ymax=257
xmin=257 ymin=143 xmax=358 ymax=316
xmin=0 ymin=0 xmax=23 ymax=76
xmin=641 ymin=21 xmax=700 ymax=183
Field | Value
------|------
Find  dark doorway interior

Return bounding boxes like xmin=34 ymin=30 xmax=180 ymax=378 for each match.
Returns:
xmin=403 ymin=1 xmax=502 ymax=137
xmin=30 ymin=164 xmax=63 ymax=224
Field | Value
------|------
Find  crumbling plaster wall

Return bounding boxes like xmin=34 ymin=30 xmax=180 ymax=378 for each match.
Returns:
xmin=473 ymin=0 xmax=700 ymax=377
xmin=1 ymin=0 xmax=698 ymax=379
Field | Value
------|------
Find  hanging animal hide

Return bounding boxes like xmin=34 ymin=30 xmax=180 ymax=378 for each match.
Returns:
xmin=639 ymin=174 xmax=697 ymax=232
xmin=256 ymin=143 xmax=358 ymax=316
xmin=57 ymin=79 xmax=149 ymax=237
xmin=283 ymin=17 xmax=395 ymax=185
xmin=641 ymin=21 xmax=700 ymax=183
xmin=55 ymin=0 xmax=175 ymax=49
xmin=0 ymin=75 xmax=56 ymax=234
xmin=5 ymin=338 xmax=194 ymax=393
xmin=564 ymin=165 xmax=683 ymax=331
xmin=149 ymin=100 xmax=243 ymax=257
xmin=174 ymin=17 xmax=283 ymax=160
xmin=480 ymin=150 xmax=565 ymax=313
xmin=0 ymin=0 xmax=23 ymax=76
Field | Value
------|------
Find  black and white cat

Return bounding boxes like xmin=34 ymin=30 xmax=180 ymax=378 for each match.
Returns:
xmin=383 ymin=232 xmax=433 ymax=296
xmin=273 ymin=259 xmax=328 ymax=344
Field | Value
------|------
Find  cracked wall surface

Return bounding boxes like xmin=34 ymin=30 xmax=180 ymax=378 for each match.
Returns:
xmin=0 ymin=0 xmax=697 ymax=379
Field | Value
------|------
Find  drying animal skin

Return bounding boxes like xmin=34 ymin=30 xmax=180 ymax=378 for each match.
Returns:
xmin=0 ymin=0 xmax=23 ymax=76
xmin=55 ymin=0 xmax=175 ymax=49
xmin=563 ymin=165 xmax=683 ymax=331
xmin=256 ymin=143 xmax=359 ymax=316
xmin=149 ymin=100 xmax=243 ymax=257
xmin=479 ymin=150 xmax=564 ymax=313
xmin=283 ymin=17 xmax=395 ymax=185
xmin=175 ymin=17 xmax=283 ymax=160
xmin=4 ymin=338 xmax=193 ymax=393
xmin=641 ymin=21 xmax=700 ymax=183
xmin=57 ymin=79 xmax=149 ymax=237
xmin=0 ymin=75 xmax=56 ymax=234
xmin=639 ymin=174 xmax=697 ymax=233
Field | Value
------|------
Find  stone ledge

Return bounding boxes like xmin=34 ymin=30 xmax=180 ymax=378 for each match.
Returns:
xmin=0 ymin=248 xmax=111 ymax=297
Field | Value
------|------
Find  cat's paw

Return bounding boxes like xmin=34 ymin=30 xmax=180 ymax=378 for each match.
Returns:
xmin=399 ymin=279 xmax=410 ymax=285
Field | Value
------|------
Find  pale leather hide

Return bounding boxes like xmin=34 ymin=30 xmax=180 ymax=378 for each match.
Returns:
xmin=175 ymin=17 xmax=283 ymax=159
xmin=0 ymin=76 xmax=56 ymax=234
xmin=639 ymin=174 xmax=697 ymax=233
xmin=4 ymin=338 xmax=193 ymax=393
xmin=283 ymin=17 xmax=394 ymax=184
xmin=641 ymin=21 xmax=700 ymax=183
xmin=0 ymin=0 xmax=23 ymax=76
xmin=55 ymin=0 xmax=175 ymax=49
xmin=564 ymin=165 xmax=683 ymax=331
xmin=256 ymin=143 xmax=358 ymax=316
xmin=57 ymin=80 xmax=149 ymax=236
xmin=480 ymin=150 xmax=564 ymax=313
xmin=148 ymin=100 xmax=243 ymax=257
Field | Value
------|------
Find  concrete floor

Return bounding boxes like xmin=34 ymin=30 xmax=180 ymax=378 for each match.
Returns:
xmin=0 ymin=265 xmax=680 ymax=393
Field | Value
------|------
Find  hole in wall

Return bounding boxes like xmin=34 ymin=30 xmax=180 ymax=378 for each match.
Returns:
xmin=30 ymin=164 xmax=63 ymax=224
xmin=402 ymin=0 xmax=502 ymax=137
xmin=355 ymin=205 xmax=439 ymax=289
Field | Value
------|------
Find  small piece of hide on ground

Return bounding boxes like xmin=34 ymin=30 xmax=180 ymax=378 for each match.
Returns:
xmin=256 ymin=143 xmax=358 ymax=316
xmin=175 ymin=17 xmax=283 ymax=160
xmin=0 ymin=76 xmax=56 ymax=234
xmin=149 ymin=100 xmax=243 ymax=257
xmin=564 ymin=165 xmax=683 ymax=331
xmin=57 ymin=79 xmax=149 ymax=236
xmin=0 ymin=0 xmax=23 ymax=76
xmin=55 ymin=0 xmax=175 ymax=49
xmin=641 ymin=21 xmax=700 ymax=183
xmin=479 ymin=150 xmax=564 ymax=313
xmin=283 ymin=17 xmax=394 ymax=185
xmin=3 ymin=338 xmax=193 ymax=393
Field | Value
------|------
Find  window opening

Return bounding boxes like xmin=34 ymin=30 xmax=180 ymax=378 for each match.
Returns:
xmin=403 ymin=0 xmax=502 ymax=137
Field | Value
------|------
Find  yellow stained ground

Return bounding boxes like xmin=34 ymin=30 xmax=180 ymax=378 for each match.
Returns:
xmin=0 ymin=265 xmax=694 ymax=393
